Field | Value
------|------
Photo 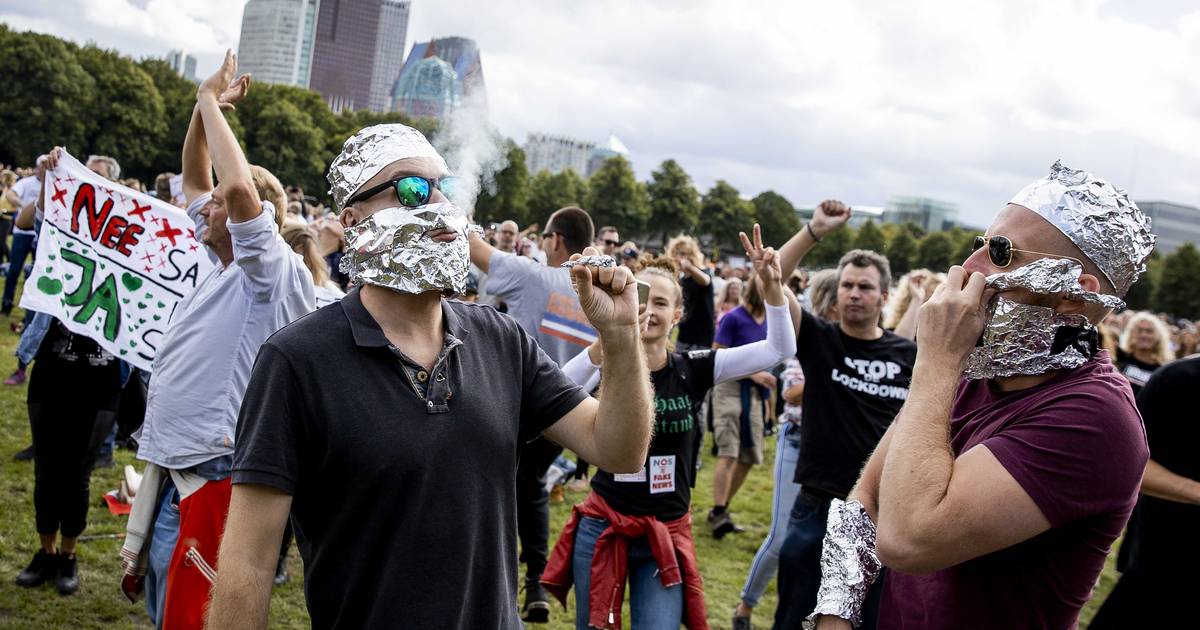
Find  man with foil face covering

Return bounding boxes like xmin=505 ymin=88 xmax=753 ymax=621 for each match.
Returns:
xmin=207 ymin=124 xmax=655 ymax=630
xmin=809 ymin=161 xmax=1154 ymax=630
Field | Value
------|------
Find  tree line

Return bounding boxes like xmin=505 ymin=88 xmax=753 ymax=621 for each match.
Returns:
xmin=2 ymin=25 xmax=1196 ymax=319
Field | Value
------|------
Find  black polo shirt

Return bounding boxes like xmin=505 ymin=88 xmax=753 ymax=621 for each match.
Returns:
xmin=232 ymin=287 xmax=588 ymax=629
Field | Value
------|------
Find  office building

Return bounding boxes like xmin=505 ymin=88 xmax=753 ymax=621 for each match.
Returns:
xmin=524 ymin=134 xmax=595 ymax=176
xmin=1136 ymin=201 xmax=1200 ymax=255
xmin=166 ymin=49 xmax=197 ymax=82
xmin=236 ymin=0 xmax=320 ymax=87
xmin=308 ymin=0 xmax=411 ymax=112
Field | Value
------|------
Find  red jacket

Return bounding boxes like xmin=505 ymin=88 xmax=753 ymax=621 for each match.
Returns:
xmin=541 ymin=491 xmax=709 ymax=629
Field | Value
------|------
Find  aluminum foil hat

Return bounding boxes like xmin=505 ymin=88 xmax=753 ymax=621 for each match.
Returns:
xmin=1009 ymin=160 xmax=1155 ymax=296
xmin=327 ymin=124 xmax=449 ymax=211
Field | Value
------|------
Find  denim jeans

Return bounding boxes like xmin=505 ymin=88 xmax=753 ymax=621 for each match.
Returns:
xmin=2 ymin=232 xmax=34 ymax=311
xmin=741 ymin=423 xmax=803 ymax=607
xmin=146 ymin=480 xmax=180 ymax=628
xmin=571 ymin=516 xmax=683 ymax=630
xmin=773 ymin=491 xmax=884 ymax=630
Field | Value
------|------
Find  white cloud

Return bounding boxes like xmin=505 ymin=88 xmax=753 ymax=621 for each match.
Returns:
xmin=4 ymin=0 xmax=1199 ymax=228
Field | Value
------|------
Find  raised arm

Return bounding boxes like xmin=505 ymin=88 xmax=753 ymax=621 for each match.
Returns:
xmin=778 ymin=199 xmax=851 ymax=277
xmin=712 ymin=225 xmax=796 ymax=383
xmin=181 ymin=106 xmax=213 ymax=203
xmin=204 ymin=484 xmax=292 ymax=630
xmin=543 ymin=249 xmax=653 ymax=473
xmin=196 ymin=50 xmax=260 ymax=224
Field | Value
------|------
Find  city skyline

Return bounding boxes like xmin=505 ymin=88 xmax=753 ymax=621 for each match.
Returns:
xmin=3 ymin=1 xmax=1200 ymax=228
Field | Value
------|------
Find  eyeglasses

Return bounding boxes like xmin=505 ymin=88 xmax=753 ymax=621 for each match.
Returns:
xmin=972 ymin=235 xmax=1084 ymax=269
xmin=599 ymin=239 xmax=620 ymax=247
xmin=346 ymin=175 xmax=462 ymax=208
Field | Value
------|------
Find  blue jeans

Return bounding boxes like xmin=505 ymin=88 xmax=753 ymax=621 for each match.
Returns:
xmin=741 ymin=424 xmax=803 ymax=607
xmin=2 ymin=232 xmax=34 ymax=311
xmin=146 ymin=479 xmax=180 ymax=628
xmin=773 ymin=492 xmax=884 ymax=630
xmin=572 ymin=516 xmax=683 ymax=630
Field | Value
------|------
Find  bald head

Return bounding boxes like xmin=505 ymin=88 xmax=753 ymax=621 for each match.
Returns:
xmin=496 ymin=220 xmax=519 ymax=252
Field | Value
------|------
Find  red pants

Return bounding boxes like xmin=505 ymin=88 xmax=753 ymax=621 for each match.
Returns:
xmin=162 ymin=478 xmax=232 ymax=630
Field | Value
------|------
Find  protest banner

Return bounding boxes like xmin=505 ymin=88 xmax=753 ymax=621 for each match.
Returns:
xmin=20 ymin=150 xmax=213 ymax=370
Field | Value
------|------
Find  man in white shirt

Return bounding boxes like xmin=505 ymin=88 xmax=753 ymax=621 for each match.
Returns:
xmin=127 ymin=51 xmax=313 ymax=629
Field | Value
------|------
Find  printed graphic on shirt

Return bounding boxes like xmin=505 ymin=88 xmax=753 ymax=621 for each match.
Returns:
xmin=1121 ymin=363 xmax=1154 ymax=387
xmin=649 ymin=455 xmax=676 ymax=494
xmin=654 ymin=393 xmax=695 ymax=434
xmin=538 ymin=291 xmax=597 ymax=347
xmin=830 ymin=356 xmax=909 ymax=401
xmin=613 ymin=467 xmax=647 ymax=483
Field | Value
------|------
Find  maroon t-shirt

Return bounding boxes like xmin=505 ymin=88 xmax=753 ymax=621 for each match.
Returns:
xmin=880 ymin=352 xmax=1147 ymax=630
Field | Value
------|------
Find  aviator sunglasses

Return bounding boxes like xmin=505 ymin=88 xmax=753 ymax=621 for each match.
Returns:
xmin=346 ymin=175 xmax=463 ymax=208
xmin=972 ymin=235 xmax=1083 ymax=269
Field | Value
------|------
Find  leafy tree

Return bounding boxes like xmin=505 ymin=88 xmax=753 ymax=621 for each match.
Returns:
xmin=1154 ymin=243 xmax=1200 ymax=319
xmin=0 ymin=28 xmax=95 ymax=167
xmin=585 ymin=156 xmax=649 ymax=236
xmin=527 ymin=169 xmax=588 ymax=227
xmin=915 ymin=231 xmax=956 ymax=272
xmin=473 ymin=140 xmax=529 ymax=225
xmin=645 ymin=159 xmax=700 ymax=241
xmin=74 ymin=46 xmax=168 ymax=181
xmin=884 ymin=227 xmax=917 ymax=276
xmin=853 ymin=219 xmax=886 ymax=254
xmin=946 ymin=227 xmax=978 ymax=268
xmin=698 ymin=180 xmax=754 ymax=253
xmin=750 ymin=191 xmax=801 ymax=249
xmin=244 ymin=98 xmax=326 ymax=196
xmin=137 ymin=58 xmax=201 ymax=180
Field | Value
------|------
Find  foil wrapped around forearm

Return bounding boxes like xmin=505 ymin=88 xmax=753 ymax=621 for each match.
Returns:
xmin=560 ymin=255 xmax=617 ymax=269
xmin=804 ymin=499 xmax=881 ymax=629
xmin=340 ymin=203 xmax=472 ymax=294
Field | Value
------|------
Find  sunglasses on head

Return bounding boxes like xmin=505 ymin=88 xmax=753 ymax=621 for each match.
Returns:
xmin=972 ymin=235 xmax=1084 ymax=269
xmin=346 ymin=175 xmax=462 ymax=208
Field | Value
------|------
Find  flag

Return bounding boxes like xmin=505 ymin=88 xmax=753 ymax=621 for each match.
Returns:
xmin=20 ymin=150 xmax=213 ymax=371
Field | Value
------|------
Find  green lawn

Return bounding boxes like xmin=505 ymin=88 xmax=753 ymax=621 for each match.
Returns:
xmin=0 ymin=288 xmax=1118 ymax=628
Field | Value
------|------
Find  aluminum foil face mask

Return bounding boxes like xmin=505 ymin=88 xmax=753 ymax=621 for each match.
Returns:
xmin=340 ymin=202 xmax=473 ymax=294
xmin=962 ymin=258 xmax=1120 ymax=380
xmin=1009 ymin=161 xmax=1155 ymax=296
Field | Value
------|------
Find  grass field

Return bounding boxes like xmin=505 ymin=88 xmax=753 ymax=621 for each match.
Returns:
xmin=0 ymin=286 xmax=1118 ymax=628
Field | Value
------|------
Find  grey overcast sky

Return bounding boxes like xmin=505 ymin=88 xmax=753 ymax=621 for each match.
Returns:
xmin=3 ymin=0 xmax=1199 ymax=228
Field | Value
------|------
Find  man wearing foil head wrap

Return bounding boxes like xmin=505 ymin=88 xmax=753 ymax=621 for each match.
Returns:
xmin=207 ymin=124 xmax=655 ymax=630
xmin=810 ymin=162 xmax=1153 ymax=630
xmin=124 ymin=51 xmax=315 ymax=630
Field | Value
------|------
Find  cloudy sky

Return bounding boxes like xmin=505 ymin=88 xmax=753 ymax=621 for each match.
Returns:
xmin=3 ymin=0 xmax=1199 ymax=228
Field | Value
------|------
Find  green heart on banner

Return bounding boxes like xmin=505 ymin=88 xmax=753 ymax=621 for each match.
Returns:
xmin=121 ymin=273 xmax=143 ymax=292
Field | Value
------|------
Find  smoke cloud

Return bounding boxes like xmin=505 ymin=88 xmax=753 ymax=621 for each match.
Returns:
xmin=433 ymin=91 xmax=508 ymax=217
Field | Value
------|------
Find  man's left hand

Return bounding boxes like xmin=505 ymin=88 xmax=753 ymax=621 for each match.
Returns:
xmin=915 ymin=265 xmax=990 ymax=369
xmin=198 ymin=49 xmax=240 ymax=105
xmin=570 ymin=247 xmax=639 ymax=337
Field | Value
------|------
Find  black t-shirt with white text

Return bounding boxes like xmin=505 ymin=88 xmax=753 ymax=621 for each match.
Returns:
xmin=592 ymin=349 xmax=716 ymax=520
xmin=794 ymin=309 xmax=917 ymax=496
xmin=1115 ymin=348 xmax=1159 ymax=395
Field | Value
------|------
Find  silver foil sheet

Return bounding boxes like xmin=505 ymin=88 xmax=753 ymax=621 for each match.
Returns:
xmin=559 ymin=255 xmax=617 ymax=268
xmin=327 ymin=124 xmax=449 ymax=211
xmin=805 ymin=499 xmax=881 ymax=629
xmin=962 ymin=297 xmax=1092 ymax=379
xmin=986 ymin=257 xmax=1126 ymax=310
xmin=1009 ymin=160 xmax=1155 ymax=296
xmin=340 ymin=202 xmax=472 ymax=295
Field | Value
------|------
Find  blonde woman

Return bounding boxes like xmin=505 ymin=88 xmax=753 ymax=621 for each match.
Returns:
xmin=884 ymin=269 xmax=945 ymax=340
xmin=667 ymin=234 xmax=714 ymax=352
xmin=1117 ymin=312 xmax=1175 ymax=394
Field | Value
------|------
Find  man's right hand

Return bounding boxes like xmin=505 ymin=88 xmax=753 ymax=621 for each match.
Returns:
xmin=809 ymin=199 xmax=852 ymax=239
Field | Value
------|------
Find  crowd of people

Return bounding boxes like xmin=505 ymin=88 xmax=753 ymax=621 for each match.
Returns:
xmin=0 ymin=49 xmax=1195 ymax=630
